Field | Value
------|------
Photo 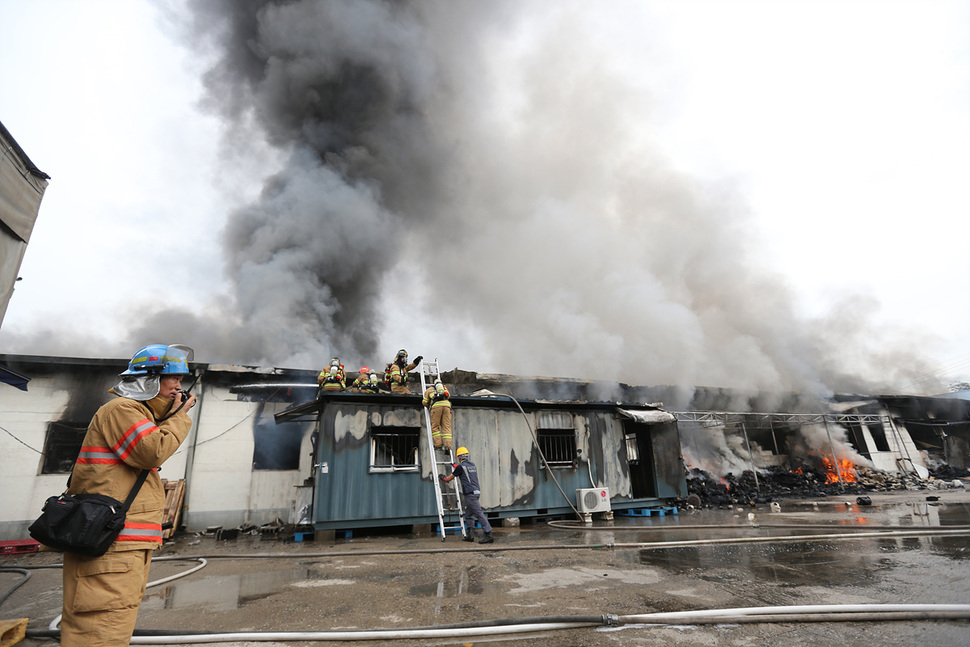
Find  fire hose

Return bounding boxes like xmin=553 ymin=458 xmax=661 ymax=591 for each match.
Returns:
xmin=26 ymin=604 xmax=970 ymax=643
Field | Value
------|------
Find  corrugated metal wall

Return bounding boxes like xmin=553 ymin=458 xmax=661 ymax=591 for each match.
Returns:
xmin=313 ymin=401 xmax=686 ymax=530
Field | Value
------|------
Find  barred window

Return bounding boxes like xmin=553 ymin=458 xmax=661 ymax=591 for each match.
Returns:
xmin=371 ymin=426 xmax=420 ymax=472
xmin=535 ymin=412 xmax=577 ymax=468
xmin=41 ymin=422 xmax=87 ymax=474
xmin=537 ymin=428 xmax=577 ymax=467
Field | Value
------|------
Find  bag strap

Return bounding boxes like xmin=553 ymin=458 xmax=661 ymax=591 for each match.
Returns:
xmin=121 ymin=469 xmax=152 ymax=512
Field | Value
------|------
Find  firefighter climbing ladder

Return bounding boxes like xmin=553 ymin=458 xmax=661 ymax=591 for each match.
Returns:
xmin=420 ymin=359 xmax=467 ymax=541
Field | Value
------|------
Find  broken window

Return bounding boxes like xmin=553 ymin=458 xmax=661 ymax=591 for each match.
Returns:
xmin=370 ymin=426 xmax=420 ymax=472
xmin=253 ymin=418 xmax=303 ymax=470
xmin=536 ymin=412 xmax=577 ymax=468
xmin=625 ymin=432 xmax=640 ymax=462
xmin=41 ymin=421 xmax=87 ymax=474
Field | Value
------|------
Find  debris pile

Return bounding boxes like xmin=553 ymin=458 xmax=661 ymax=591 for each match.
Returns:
xmin=685 ymin=465 xmax=970 ymax=508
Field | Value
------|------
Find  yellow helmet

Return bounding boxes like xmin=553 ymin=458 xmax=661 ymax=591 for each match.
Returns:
xmin=456 ymin=447 xmax=469 ymax=458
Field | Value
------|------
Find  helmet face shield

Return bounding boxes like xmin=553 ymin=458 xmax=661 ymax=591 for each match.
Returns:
xmin=169 ymin=344 xmax=194 ymax=363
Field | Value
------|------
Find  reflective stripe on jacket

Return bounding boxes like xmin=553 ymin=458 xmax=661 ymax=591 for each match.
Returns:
xmin=67 ymin=394 xmax=191 ymax=551
xmin=451 ymin=460 xmax=481 ymax=496
xmin=389 ymin=361 xmax=418 ymax=386
xmin=423 ymin=386 xmax=452 ymax=409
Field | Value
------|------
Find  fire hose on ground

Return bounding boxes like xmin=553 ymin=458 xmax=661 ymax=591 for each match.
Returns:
xmin=24 ymin=603 xmax=970 ymax=643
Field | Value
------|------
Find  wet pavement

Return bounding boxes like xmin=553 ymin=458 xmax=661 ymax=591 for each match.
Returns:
xmin=2 ymin=489 xmax=970 ymax=646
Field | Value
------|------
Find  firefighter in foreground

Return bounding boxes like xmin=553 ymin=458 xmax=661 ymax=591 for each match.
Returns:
xmin=422 ymin=378 xmax=452 ymax=450
xmin=60 ymin=344 xmax=196 ymax=646
xmin=318 ymin=357 xmax=346 ymax=392
xmin=441 ymin=447 xmax=494 ymax=543
xmin=387 ymin=349 xmax=422 ymax=394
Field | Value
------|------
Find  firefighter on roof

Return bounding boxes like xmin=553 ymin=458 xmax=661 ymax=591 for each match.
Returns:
xmin=351 ymin=367 xmax=379 ymax=393
xmin=318 ymin=357 xmax=346 ymax=392
xmin=423 ymin=378 xmax=452 ymax=450
xmin=388 ymin=349 xmax=421 ymax=394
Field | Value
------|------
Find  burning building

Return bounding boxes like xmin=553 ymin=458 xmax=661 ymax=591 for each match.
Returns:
xmin=274 ymin=376 xmax=684 ymax=535
xmin=2 ymin=351 xmax=967 ymax=543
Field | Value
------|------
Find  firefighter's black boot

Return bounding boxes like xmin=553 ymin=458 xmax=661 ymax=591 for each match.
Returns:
xmin=462 ymin=533 xmax=475 ymax=543
xmin=479 ymin=532 xmax=493 ymax=544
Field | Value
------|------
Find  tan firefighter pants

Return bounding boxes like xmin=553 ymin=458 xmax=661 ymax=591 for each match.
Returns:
xmin=431 ymin=404 xmax=452 ymax=450
xmin=61 ymin=548 xmax=152 ymax=647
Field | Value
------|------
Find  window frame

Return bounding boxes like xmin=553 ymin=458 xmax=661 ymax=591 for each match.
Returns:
xmin=369 ymin=425 xmax=421 ymax=473
xmin=41 ymin=421 xmax=87 ymax=474
xmin=536 ymin=426 xmax=578 ymax=469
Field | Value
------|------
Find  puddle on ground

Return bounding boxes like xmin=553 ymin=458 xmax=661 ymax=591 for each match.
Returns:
xmin=408 ymin=565 xmax=489 ymax=598
xmin=141 ymin=562 xmax=358 ymax=612
xmin=635 ymin=499 xmax=970 ymax=583
xmin=142 ymin=562 xmax=500 ymax=613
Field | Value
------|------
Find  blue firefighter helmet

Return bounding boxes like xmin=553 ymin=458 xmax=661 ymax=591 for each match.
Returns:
xmin=120 ymin=344 xmax=193 ymax=376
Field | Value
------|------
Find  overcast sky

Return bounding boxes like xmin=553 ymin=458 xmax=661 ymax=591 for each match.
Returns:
xmin=1 ymin=0 xmax=967 ymax=396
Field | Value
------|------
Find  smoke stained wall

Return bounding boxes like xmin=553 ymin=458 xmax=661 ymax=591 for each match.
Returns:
xmin=134 ymin=0 xmax=940 ymax=397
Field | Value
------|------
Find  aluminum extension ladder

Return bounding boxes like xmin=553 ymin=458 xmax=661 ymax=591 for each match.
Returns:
xmin=420 ymin=359 xmax=467 ymax=541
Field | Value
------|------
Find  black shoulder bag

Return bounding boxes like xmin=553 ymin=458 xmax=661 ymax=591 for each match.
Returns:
xmin=29 ymin=468 xmax=151 ymax=557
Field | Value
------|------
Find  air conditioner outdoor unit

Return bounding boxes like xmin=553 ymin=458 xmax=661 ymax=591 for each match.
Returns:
xmin=576 ymin=487 xmax=611 ymax=513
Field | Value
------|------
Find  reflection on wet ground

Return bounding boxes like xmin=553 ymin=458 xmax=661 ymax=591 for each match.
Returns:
xmin=408 ymin=565 xmax=487 ymax=598
xmin=142 ymin=565 xmax=312 ymax=612
xmin=139 ymin=496 xmax=970 ymax=613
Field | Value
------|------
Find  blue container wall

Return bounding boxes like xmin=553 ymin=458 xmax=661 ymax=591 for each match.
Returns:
xmin=313 ymin=402 xmax=686 ymax=530
xmin=315 ymin=404 xmax=440 ymax=528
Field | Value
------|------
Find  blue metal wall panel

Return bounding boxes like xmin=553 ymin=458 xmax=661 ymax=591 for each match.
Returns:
xmin=313 ymin=400 xmax=686 ymax=530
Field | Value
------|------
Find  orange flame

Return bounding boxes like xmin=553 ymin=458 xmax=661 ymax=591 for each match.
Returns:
xmin=820 ymin=457 xmax=857 ymax=483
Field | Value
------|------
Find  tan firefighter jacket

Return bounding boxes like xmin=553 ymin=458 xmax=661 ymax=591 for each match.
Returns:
xmin=422 ymin=385 xmax=451 ymax=409
xmin=66 ymin=393 xmax=191 ymax=551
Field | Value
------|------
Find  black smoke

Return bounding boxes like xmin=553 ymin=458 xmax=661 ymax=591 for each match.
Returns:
xmin=125 ymin=0 xmax=942 ymax=397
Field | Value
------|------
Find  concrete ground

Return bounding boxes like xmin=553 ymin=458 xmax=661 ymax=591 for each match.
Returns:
xmin=3 ymin=489 xmax=970 ymax=646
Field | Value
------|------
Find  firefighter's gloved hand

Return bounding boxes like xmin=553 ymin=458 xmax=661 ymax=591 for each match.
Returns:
xmin=439 ymin=474 xmax=447 ymax=482
xmin=413 ymin=355 xmax=423 ymax=365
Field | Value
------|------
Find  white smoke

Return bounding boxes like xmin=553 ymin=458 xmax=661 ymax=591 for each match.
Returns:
xmin=681 ymin=419 xmax=874 ymax=479
xmin=794 ymin=423 xmax=873 ymax=468
xmin=680 ymin=422 xmax=762 ymax=478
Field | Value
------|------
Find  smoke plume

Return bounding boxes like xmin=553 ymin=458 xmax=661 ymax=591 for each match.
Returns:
xmin=119 ymin=0 xmax=942 ymax=396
